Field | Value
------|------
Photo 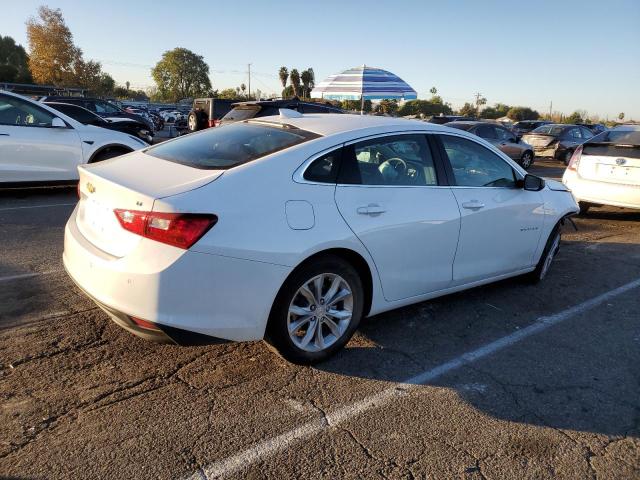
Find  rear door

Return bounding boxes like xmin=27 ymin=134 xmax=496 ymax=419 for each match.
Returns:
xmin=334 ymin=133 xmax=460 ymax=301
xmin=435 ymin=133 xmax=544 ymax=284
xmin=0 ymin=94 xmax=83 ymax=183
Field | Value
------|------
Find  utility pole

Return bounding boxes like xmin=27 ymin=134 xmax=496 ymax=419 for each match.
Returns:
xmin=247 ymin=63 xmax=252 ymax=99
xmin=549 ymin=100 xmax=553 ymax=120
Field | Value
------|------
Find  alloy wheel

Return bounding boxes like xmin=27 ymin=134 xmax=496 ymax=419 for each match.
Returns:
xmin=521 ymin=152 xmax=532 ymax=169
xmin=287 ymin=273 xmax=353 ymax=352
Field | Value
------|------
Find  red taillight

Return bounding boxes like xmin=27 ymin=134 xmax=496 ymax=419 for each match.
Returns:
xmin=567 ymin=145 xmax=583 ymax=171
xmin=114 ymin=209 xmax=217 ymax=249
xmin=208 ymin=119 xmax=216 ymax=128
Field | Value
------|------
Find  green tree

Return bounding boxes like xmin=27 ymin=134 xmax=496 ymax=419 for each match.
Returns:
xmin=301 ymin=69 xmax=313 ymax=98
xmin=398 ymin=98 xmax=453 ymax=117
xmin=151 ymin=47 xmax=211 ymax=102
xmin=480 ymin=103 xmax=511 ymax=119
xmin=0 ymin=35 xmax=32 ymax=83
xmin=506 ymin=106 xmax=539 ymax=121
xmin=618 ymin=112 xmax=625 ymax=121
xmin=564 ymin=111 xmax=583 ymax=124
xmin=217 ymin=88 xmax=238 ymax=99
xmin=240 ymin=83 xmax=246 ymax=97
xmin=374 ymin=99 xmax=398 ymax=115
xmin=459 ymin=102 xmax=477 ymax=117
xmin=278 ymin=66 xmax=288 ymax=96
xmin=289 ymin=69 xmax=301 ymax=97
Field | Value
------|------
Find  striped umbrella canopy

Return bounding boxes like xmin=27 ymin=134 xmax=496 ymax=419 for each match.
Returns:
xmin=311 ymin=65 xmax=417 ymax=101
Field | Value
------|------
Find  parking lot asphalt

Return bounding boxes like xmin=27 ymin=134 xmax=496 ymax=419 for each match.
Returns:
xmin=1 ymin=159 xmax=639 ymax=480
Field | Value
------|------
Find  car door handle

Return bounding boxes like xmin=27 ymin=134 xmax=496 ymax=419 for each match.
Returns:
xmin=499 ymin=142 xmax=507 ymax=146
xmin=357 ymin=204 xmax=386 ymax=215
xmin=462 ymin=201 xmax=485 ymax=210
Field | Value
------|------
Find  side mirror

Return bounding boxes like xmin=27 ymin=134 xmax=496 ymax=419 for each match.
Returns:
xmin=523 ymin=174 xmax=545 ymax=191
xmin=51 ymin=117 xmax=67 ymax=128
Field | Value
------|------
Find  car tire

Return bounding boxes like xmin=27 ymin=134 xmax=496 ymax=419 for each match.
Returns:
xmin=520 ymin=151 xmax=534 ymax=169
xmin=563 ymin=149 xmax=573 ymax=166
xmin=526 ymin=223 xmax=561 ymax=284
xmin=188 ymin=112 xmax=201 ymax=132
xmin=265 ymin=255 xmax=364 ymax=364
xmin=90 ymin=147 xmax=130 ymax=163
xmin=579 ymin=202 xmax=591 ymax=215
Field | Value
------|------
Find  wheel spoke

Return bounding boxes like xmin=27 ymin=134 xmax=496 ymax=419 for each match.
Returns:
xmin=288 ymin=315 xmax=312 ymax=334
xmin=299 ymin=285 xmax=316 ymax=305
xmin=323 ymin=275 xmax=341 ymax=304
xmin=299 ymin=319 xmax=317 ymax=347
xmin=326 ymin=308 xmax=351 ymax=321
xmin=328 ymin=288 xmax=351 ymax=307
xmin=323 ymin=316 xmax=341 ymax=337
xmin=289 ymin=304 xmax=311 ymax=317
xmin=314 ymin=319 xmax=325 ymax=349
xmin=312 ymin=275 xmax=324 ymax=302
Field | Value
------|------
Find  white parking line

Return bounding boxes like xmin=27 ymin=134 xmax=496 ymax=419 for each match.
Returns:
xmin=190 ymin=277 xmax=640 ymax=480
xmin=0 ymin=203 xmax=76 ymax=212
xmin=0 ymin=270 xmax=63 ymax=283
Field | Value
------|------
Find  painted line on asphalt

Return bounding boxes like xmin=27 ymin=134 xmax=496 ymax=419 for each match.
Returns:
xmin=190 ymin=276 xmax=640 ymax=479
xmin=0 ymin=270 xmax=63 ymax=283
xmin=0 ymin=202 xmax=76 ymax=212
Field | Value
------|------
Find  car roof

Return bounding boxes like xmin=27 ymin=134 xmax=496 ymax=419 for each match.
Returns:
xmin=232 ymin=98 xmax=342 ymax=111
xmin=249 ymin=112 xmax=451 ymax=137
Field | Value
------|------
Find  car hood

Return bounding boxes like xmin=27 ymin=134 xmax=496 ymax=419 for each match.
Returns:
xmin=545 ymin=178 xmax=570 ymax=192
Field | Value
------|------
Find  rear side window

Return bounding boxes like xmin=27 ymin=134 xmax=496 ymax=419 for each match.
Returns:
xmin=146 ymin=122 xmax=320 ymax=169
xmin=475 ymin=124 xmax=496 ymax=139
xmin=303 ymin=149 xmax=342 ymax=183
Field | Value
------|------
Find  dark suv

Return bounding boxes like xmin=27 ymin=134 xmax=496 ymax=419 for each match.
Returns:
xmin=41 ymin=96 xmax=154 ymax=132
xmin=219 ymin=98 xmax=343 ymax=125
xmin=187 ymin=98 xmax=236 ymax=132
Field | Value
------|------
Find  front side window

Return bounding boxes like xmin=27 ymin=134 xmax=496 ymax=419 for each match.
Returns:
xmin=146 ymin=122 xmax=320 ymax=169
xmin=0 ymin=95 xmax=56 ymax=127
xmin=580 ymin=127 xmax=594 ymax=139
xmin=440 ymin=135 xmax=516 ymax=188
xmin=495 ymin=127 xmax=515 ymax=142
xmin=340 ymin=134 xmax=438 ymax=186
xmin=94 ymin=101 xmax=121 ymax=114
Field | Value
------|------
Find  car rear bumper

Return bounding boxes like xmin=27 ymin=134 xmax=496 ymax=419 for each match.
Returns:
xmin=562 ymin=171 xmax=640 ymax=210
xmin=63 ymin=206 xmax=291 ymax=343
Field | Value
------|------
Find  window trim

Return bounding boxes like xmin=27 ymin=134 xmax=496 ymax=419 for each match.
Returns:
xmin=433 ymin=132 xmax=524 ymax=189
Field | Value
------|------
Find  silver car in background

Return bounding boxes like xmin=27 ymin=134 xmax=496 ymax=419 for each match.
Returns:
xmin=446 ymin=121 xmax=536 ymax=169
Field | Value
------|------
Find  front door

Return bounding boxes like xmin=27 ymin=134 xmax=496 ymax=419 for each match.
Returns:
xmin=436 ymin=133 xmax=545 ymax=284
xmin=334 ymin=133 xmax=461 ymax=301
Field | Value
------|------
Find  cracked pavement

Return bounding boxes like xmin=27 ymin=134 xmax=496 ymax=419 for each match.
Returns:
xmin=1 ymin=160 xmax=639 ymax=479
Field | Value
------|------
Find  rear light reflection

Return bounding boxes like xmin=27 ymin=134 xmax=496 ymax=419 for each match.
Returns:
xmin=567 ymin=145 xmax=583 ymax=171
xmin=131 ymin=317 xmax=160 ymax=330
xmin=114 ymin=209 xmax=217 ymax=249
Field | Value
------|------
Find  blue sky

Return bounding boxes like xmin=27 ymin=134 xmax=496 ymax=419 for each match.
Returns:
xmin=3 ymin=0 xmax=639 ymax=119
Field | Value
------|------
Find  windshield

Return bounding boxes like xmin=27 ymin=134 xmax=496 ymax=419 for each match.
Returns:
xmin=590 ymin=130 xmax=640 ymax=145
xmin=145 ymin=122 xmax=320 ymax=169
xmin=221 ymin=106 xmax=261 ymax=122
xmin=531 ymin=125 xmax=564 ymax=135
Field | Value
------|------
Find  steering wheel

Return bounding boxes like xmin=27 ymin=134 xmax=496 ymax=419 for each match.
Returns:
xmin=379 ymin=157 xmax=407 ymax=178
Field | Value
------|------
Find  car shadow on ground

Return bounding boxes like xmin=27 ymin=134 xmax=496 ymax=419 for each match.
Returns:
xmin=314 ymin=239 xmax=640 ymax=438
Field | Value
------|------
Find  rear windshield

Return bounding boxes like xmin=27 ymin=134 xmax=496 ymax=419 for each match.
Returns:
xmin=221 ymin=106 xmax=261 ymax=122
xmin=531 ymin=125 xmax=564 ymax=135
xmin=590 ymin=130 xmax=640 ymax=145
xmin=145 ymin=122 xmax=320 ymax=169
xmin=446 ymin=123 xmax=474 ymax=131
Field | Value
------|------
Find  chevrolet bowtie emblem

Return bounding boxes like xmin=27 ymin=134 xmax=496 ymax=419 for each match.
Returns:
xmin=86 ymin=182 xmax=96 ymax=193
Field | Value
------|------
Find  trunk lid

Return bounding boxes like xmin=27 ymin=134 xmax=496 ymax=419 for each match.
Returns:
xmin=578 ymin=143 xmax=640 ymax=185
xmin=522 ymin=133 xmax=557 ymax=148
xmin=76 ymin=151 xmax=223 ymax=257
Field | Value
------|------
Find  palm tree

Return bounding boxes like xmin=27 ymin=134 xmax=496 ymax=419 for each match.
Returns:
xmin=289 ymin=69 xmax=301 ymax=98
xmin=240 ymin=83 xmax=246 ymax=97
xmin=429 ymin=86 xmax=437 ymax=96
xmin=300 ymin=69 xmax=311 ymax=98
xmin=278 ymin=67 xmax=288 ymax=97
xmin=125 ymin=81 xmax=130 ymax=92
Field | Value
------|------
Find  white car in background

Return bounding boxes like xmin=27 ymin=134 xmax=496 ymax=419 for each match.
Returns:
xmin=0 ymin=91 xmax=147 ymax=185
xmin=563 ymin=125 xmax=640 ymax=213
xmin=64 ymin=112 xmax=579 ymax=364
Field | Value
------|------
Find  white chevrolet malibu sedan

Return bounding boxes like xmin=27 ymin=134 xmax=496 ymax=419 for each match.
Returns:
xmin=64 ymin=111 xmax=579 ymax=363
